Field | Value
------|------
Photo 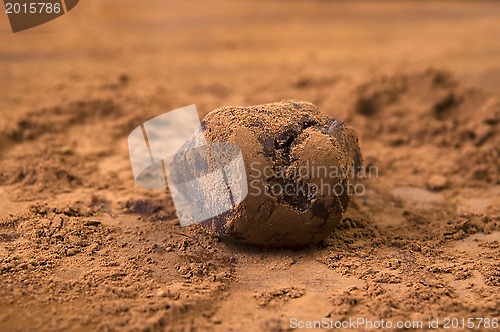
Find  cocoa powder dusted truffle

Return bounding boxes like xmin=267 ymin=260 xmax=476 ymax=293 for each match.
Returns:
xmin=200 ymin=100 xmax=362 ymax=247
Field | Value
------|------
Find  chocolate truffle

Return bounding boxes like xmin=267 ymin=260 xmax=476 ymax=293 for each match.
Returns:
xmin=200 ymin=100 xmax=362 ymax=247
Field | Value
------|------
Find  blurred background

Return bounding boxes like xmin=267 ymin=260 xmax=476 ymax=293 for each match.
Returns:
xmin=1 ymin=0 xmax=500 ymax=117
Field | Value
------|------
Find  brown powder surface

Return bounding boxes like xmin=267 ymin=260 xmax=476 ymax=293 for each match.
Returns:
xmin=1 ymin=67 xmax=498 ymax=331
xmin=1 ymin=1 xmax=499 ymax=331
